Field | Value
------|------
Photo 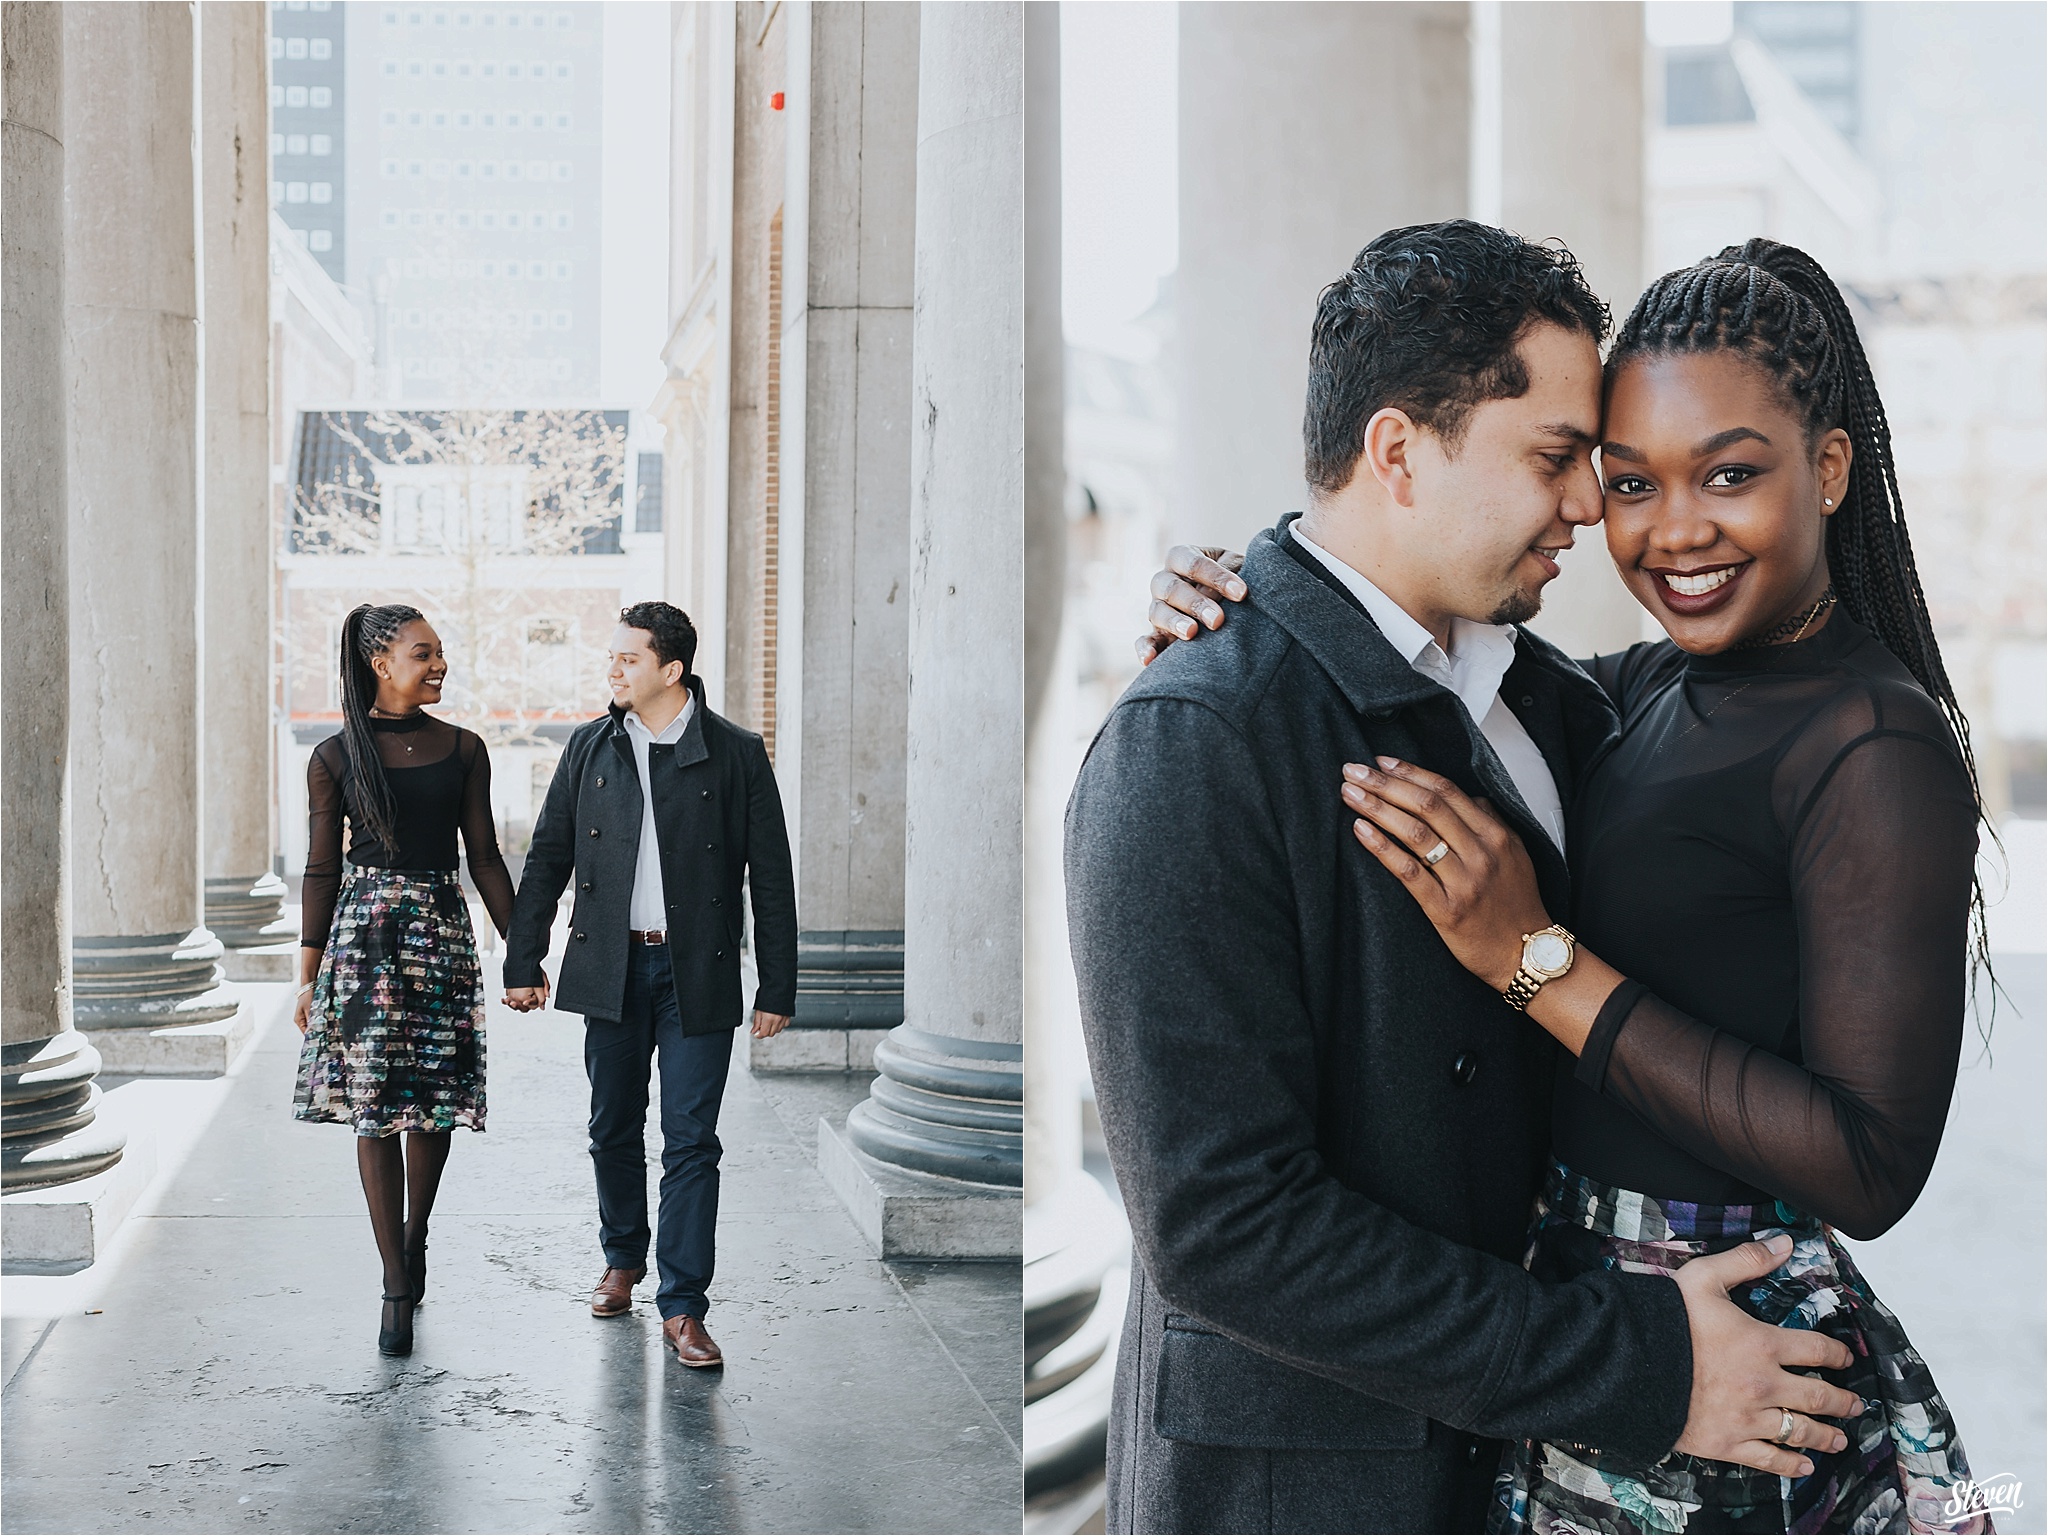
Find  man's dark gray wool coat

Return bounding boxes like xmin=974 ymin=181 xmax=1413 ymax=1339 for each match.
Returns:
xmin=1064 ymin=514 xmax=1694 ymax=1535
xmin=504 ymin=685 xmax=796 ymax=1032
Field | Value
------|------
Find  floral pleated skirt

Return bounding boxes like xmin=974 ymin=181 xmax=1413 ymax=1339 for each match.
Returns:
xmin=1491 ymin=1163 xmax=1988 ymax=1535
xmin=293 ymin=867 xmax=486 ymax=1137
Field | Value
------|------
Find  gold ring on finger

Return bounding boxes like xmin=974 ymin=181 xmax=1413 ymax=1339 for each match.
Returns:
xmin=1424 ymin=841 xmax=1450 ymax=866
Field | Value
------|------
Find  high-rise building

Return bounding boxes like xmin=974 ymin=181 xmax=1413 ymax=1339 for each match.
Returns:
xmin=344 ymin=2 xmax=605 ymax=399
xmin=269 ymin=0 xmax=349 ymax=282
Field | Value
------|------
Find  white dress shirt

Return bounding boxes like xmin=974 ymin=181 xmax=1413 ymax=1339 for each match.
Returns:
xmin=622 ymin=693 xmax=697 ymax=930
xmin=1292 ymin=525 xmax=1566 ymax=852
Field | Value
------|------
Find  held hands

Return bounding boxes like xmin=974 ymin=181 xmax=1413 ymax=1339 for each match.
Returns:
xmin=751 ymin=1010 xmax=792 ymax=1040
xmin=1672 ymin=1236 xmax=1858 ymax=1477
xmin=502 ymin=975 xmax=551 ymax=1013
xmin=1137 ymin=546 xmax=1246 ymax=665
xmin=1342 ymin=758 xmax=1548 ymax=992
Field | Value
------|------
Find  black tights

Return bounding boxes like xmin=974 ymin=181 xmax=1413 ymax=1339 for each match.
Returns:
xmin=355 ymin=1131 xmax=453 ymax=1297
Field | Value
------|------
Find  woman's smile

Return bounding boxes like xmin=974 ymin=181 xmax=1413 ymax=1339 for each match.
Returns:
xmin=1644 ymin=559 xmax=1751 ymax=617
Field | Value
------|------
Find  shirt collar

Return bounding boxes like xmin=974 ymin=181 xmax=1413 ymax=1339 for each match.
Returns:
xmin=625 ymin=691 xmax=695 ymax=744
xmin=1290 ymin=524 xmax=1518 ymax=724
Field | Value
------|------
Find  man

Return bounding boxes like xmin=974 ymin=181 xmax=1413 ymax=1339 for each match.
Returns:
xmin=503 ymin=600 xmax=797 ymax=1368
xmin=1064 ymin=223 xmax=1858 ymax=1533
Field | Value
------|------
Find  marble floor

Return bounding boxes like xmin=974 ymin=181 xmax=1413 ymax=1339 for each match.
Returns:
xmin=1 ymin=985 xmax=1020 ymax=1534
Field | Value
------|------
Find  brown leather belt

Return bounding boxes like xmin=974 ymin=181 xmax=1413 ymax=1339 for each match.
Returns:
xmin=628 ymin=929 xmax=667 ymax=946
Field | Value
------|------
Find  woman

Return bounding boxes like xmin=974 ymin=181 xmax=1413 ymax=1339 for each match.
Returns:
xmin=1144 ymin=242 xmax=1991 ymax=1533
xmin=293 ymin=603 xmax=514 ymax=1357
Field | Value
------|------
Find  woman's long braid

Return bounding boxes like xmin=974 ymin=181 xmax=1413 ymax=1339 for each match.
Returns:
xmin=337 ymin=602 xmax=424 ymax=854
xmin=1609 ymin=240 xmax=1997 ymax=1014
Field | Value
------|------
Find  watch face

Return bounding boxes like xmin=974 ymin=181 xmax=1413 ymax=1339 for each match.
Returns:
xmin=1526 ymin=932 xmax=1571 ymax=975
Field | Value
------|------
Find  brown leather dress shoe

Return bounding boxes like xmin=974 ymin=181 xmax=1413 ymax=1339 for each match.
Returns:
xmin=590 ymin=1265 xmax=645 ymax=1317
xmin=662 ymin=1313 xmax=723 ymax=1368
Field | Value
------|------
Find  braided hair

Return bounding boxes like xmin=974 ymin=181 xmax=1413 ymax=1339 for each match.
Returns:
xmin=337 ymin=602 xmax=425 ymax=853
xmin=1608 ymin=239 xmax=1997 ymax=1007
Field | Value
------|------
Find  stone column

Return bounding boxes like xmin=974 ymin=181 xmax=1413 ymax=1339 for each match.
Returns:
xmin=64 ymin=3 xmax=239 ymax=1047
xmin=2 ymin=0 xmax=125 ymax=1192
xmin=768 ymin=2 xmax=919 ymax=1071
xmin=1176 ymin=2 xmax=1470 ymax=548
xmin=200 ymin=1 xmax=289 ymax=952
xmin=1478 ymin=0 xmax=1648 ymax=659
xmin=824 ymin=1 xmax=1022 ymax=1257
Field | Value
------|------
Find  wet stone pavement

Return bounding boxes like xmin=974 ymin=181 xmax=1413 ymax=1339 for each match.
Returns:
xmin=1 ymin=985 xmax=1020 ymax=1534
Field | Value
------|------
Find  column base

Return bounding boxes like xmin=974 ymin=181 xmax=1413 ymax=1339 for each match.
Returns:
xmin=72 ymin=928 xmax=240 ymax=1032
xmin=1 ymin=1032 xmax=127 ymax=1192
xmin=2 ymin=1123 xmax=156 ymax=1273
xmin=750 ymin=1026 xmax=890 ymax=1073
xmin=90 ymin=1006 xmax=260 ymax=1078
xmin=205 ymin=872 xmax=294 ymax=949
xmin=844 ymin=1025 xmax=1023 ymax=1185
xmin=819 ymin=1115 xmax=1020 ymax=1259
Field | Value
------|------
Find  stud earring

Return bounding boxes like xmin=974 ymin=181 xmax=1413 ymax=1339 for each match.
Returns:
xmin=1823 ymin=497 xmax=1834 ymax=507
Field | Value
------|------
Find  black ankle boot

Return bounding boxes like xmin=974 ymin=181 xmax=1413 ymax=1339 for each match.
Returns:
xmin=406 ymin=1240 xmax=428 ymax=1304
xmin=379 ymin=1293 xmax=416 ymax=1357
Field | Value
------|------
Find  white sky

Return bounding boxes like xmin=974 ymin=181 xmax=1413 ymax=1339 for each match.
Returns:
xmin=599 ymin=0 xmax=671 ymax=410
xmin=1060 ymin=2 xmax=1178 ymax=359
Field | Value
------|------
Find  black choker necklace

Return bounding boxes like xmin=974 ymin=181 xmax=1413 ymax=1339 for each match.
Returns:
xmin=1735 ymin=585 xmax=1836 ymax=650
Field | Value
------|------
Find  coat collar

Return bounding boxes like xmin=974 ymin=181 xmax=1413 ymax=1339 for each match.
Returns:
xmin=1248 ymin=512 xmax=1447 ymax=717
xmin=604 ymin=676 xmax=711 ymax=769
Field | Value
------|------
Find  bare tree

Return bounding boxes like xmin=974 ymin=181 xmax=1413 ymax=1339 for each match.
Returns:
xmin=292 ymin=407 xmax=626 ymax=752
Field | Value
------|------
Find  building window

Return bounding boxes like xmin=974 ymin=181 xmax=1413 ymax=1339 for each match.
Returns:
xmin=381 ymin=158 xmax=399 ymax=177
xmin=382 ymin=108 xmax=399 ymax=127
xmin=528 ymin=309 xmax=546 ymax=328
xmin=551 ymin=310 xmax=571 ymax=331
xmin=310 ymin=86 xmax=332 ymax=107
xmin=286 ymin=85 xmax=309 ymax=106
xmin=554 ymin=212 xmax=572 ymax=231
xmin=554 ymin=113 xmax=570 ymax=130
xmin=554 ymin=63 xmax=571 ymax=79
xmin=407 ymin=211 xmax=424 ymax=227
xmin=635 ymin=453 xmax=664 ymax=534
xmin=270 ymin=37 xmax=284 ymax=59
xmin=505 ymin=61 xmax=522 ymax=79
xmin=311 ymin=134 xmax=332 ymax=155
xmin=271 ymin=132 xmax=286 ymax=154
xmin=481 ymin=161 xmax=498 ymax=180
xmin=311 ymin=0 xmax=331 ymax=9
xmin=382 ymin=60 xmax=398 ymax=77
xmin=549 ymin=359 xmax=572 ymax=381
xmin=429 ymin=159 xmax=449 ymax=179
xmin=285 ymin=181 xmax=309 ymax=203
xmin=555 ymin=11 xmax=572 ymax=28
xmin=407 ymin=161 xmax=423 ymax=177
xmin=406 ymin=308 xmax=424 ymax=326
xmin=431 ymin=110 xmax=448 ymax=128
xmin=530 ymin=160 xmax=550 ymax=181
xmin=270 ymin=179 xmax=284 ymax=203
xmin=408 ymin=60 xmax=424 ymax=76
xmin=481 ymin=63 xmax=496 ymax=78
xmin=285 ymin=36 xmax=307 ymax=58
xmin=270 ymin=85 xmax=284 ymax=106
xmin=383 ymin=7 xmax=398 ymax=23
xmin=455 ymin=211 xmax=473 ymax=228
xmin=506 ymin=162 xmax=522 ymax=182
xmin=432 ymin=61 xmax=448 ymax=77
xmin=309 ymin=37 xmax=331 ymax=59
xmin=286 ymin=133 xmax=308 ymax=154
xmin=553 ymin=161 xmax=572 ymax=182
xmin=310 ymin=182 xmax=332 ymax=203
xmin=456 ymin=160 xmax=473 ymax=178
xmin=553 ymin=261 xmax=571 ymax=280
xmin=456 ymin=60 xmax=471 ymax=77
xmin=480 ymin=211 xmax=497 ymax=229
xmin=309 ymin=229 xmax=333 ymax=252
xmin=407 ymin=110 xmax=423 ymax=127
xmin=481 ymin=111 xmax=497 ymax=127
xmin=456 ymin=111 xmax=472 ymax=128
xmin=382 ymin=209 xmax=400 ymax=228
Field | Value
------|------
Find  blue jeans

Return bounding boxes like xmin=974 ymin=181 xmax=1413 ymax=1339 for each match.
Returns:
xmin=583 ymin=945 xmax=732 ymax=1321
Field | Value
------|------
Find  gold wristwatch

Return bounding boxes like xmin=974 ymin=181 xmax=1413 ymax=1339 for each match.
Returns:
xmin=1502 ymin=925 xmax=1575 ymax=1012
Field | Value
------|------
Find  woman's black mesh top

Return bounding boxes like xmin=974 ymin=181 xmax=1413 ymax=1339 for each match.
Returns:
xmin=1558 ymin=612 xmax=1979 ymax=1240
xmin=301 ymin=713 xmax=516 ymax=950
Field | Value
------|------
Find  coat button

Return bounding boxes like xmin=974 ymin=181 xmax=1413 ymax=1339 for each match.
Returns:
xmin=715 ymin=949 xmax=726 ymax=961
xmin=575 ymin=932 xmax=587 ymax=942
xmin=579 ymin=882 xmax=592 ymax=893
xmin=701 ymin=789 xmax=711 ymax=800
xmin=705 ymin=842 xmax=715 ymax=852
xmin=710 ymin=895 xmax=722 ymax=907
xmin=1466 ymin=1440 xmax=1482 ymax=1465
xmin=1520 ymin=697 xmax=1535 ymax=708
xmin=588 ymin=828 xmax=600 ymax=838
xmin=595 ymin=776 xmax=605 ymax=787
xmin=1452 ymin=1051 xmax=1478 ymax=1085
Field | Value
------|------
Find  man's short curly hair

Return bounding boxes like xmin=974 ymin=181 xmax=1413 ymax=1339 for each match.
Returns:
xmin=1303 ymin=220 xmax=1610 ymax=494
xmin=618 ymin=600 xmax=698 ymax=677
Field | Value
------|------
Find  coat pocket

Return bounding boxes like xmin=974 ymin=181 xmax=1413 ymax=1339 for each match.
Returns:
xmin=1153 ymin=1315 xmax=1429 ymax=1451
